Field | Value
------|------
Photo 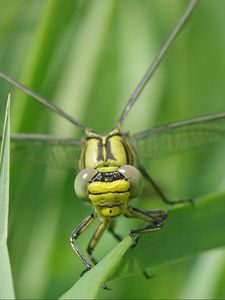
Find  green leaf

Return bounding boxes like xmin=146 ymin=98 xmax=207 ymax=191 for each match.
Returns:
xmin=0 ymin=95 xmax=15 ymax=299
xmin=112 ymin=193 xmax=225 ymax=279
xmin=60 ymin=192 xmax=225 ymax=299
xmin=60 ymin=236 xmax=132 ymax=299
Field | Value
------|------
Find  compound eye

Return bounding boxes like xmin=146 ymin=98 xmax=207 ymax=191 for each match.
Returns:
xmin=118 ymin=165 xmax=143 ymax=198
xmin=74 ymin=168 xmax=98 ymax=199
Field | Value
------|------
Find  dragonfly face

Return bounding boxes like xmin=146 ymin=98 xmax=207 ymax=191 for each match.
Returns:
xmin=75 ymin=129 xmax=143 ymax=218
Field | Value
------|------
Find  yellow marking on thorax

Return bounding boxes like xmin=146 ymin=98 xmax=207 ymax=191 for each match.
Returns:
xmin=107 ymin=135 xmax=127 ymax=166
xmin=97 ymin=166 xmax=118 ymax=173
xmin=81 ymin=138 xmax=100 ymax=169
xmin=79 ymin=131 xmax=136 ymax=170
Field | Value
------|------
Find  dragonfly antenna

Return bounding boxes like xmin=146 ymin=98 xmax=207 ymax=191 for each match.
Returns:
xmin=0 ymin=71 xmax=88 ymax=131
xmin=116 ymin=0 xmax=198 ymax=129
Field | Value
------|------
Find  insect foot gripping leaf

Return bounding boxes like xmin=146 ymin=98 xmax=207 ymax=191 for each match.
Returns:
xmin=60 ymin=236 xmax=132 ymax=299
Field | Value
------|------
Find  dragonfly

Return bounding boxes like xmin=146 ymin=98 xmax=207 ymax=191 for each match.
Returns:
xmin=1 ymin=0 xmax=225 ymax=280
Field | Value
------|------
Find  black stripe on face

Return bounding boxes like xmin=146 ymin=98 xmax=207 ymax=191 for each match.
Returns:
xmin=97 ymin=139 xmax=104 ymax=162
xmin=106 ymin=139 xmax=116 ymax=161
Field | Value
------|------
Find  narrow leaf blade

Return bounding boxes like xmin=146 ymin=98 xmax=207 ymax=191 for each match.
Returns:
xmin=112 ymin=192 xmax=225 ymax=279
xmin=59 ymin=192 xmax=225 ymax=299
xmin=60 ymin=236 xmax=131 ymax=299
xmin=0 ymin=95 xmax=15 ymax=299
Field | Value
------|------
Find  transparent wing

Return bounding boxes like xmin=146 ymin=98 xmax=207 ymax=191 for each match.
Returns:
xmin=8 ymin=133 xmax=82 ymax=172
xmin=131 ymin=112 xmax=225 ymax=162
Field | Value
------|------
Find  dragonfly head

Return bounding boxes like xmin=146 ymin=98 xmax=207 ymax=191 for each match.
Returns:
xmin=74 ymin=165 xmax=143 ymax=216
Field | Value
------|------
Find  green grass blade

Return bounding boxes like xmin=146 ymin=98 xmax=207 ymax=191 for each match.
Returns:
xmin=60 ymin=236 xmax=132 ymax=300
xmin=60 ymin=192 xmax=225 ymax=299
xmin=0 ymin=95 xmax=15 ymax=299
xmin=112 ymin=193 xmax=225 ymax=280
xmin=0 ymin=244 xmax=15 ymax=300
xmin=180 ymin=248 xmax=225 ymax=299
xmin=0 ymin=97 xmax=10 ymax=240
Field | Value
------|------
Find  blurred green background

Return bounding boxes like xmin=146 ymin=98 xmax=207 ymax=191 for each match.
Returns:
xmin=0 ymin=0 xmax=225 ymax=299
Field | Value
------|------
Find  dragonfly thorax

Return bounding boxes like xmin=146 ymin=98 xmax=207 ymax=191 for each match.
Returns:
xmin=78 ymin=130 xmax=136 ymax=170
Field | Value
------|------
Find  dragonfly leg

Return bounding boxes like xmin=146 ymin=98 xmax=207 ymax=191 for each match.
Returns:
xmin=144 ymin=209 xmax=168 ymax=221
xmin=125 ymin=206 xmax=164 ymax=280
xmin=87 ymin=218 xmax=111 ymax=290
xmin=87 ymin=218 xmax=108 ymax=265
xmin=125 ymin=206 xmax=165 ymax=247
xmin=108 ymin=220 xmax=123 ymax=242
xmin=70 ymin=211 xmax=97 ymax=277
xmin=108 ymin=216 xmax=153 ymax=280
xmin=139 ymin=166 xmax=194 ymax=205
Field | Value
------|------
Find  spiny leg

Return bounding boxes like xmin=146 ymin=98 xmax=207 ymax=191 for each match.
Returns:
xmin=108 ymin=211 xmax=167 ymax=243
xmin=139 ymin=165 xmax=194 ymax=205
xmin=87 ymin=218 xmax=108 ymax=266
xmin=125 ymin=206 xmax=165 ymax=247
xmin=125 ymin=206 xmax=165 ymax=279
xmin=108 ymin=220 xmax=153 ymax=280
xmin=70 ymin=211 xmax=97 ymax=277
xmin=108 ymin=220 xmax=123 ymax=242
xmin=138 ymin=210 xmax=165 ymax=279
xmin=87 ymin=218 xmax=111 ymax=290
xmin=145 ymin=209 xmax=168 ymax=221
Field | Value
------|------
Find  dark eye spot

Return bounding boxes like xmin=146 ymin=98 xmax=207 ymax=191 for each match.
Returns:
xmin=109 ymin=209 xmax=112 ymax=214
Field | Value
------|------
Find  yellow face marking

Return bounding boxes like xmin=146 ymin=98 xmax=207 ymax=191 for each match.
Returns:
xmin=88 ymin=180 xmax=129 ymax=194
xmin=97 ymin=166 xmax=118 ymax=173
xmin=89 ymin=191 xmax=130 ymax=206
xmin=98 ymin=206 xmax=125 ymax=217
